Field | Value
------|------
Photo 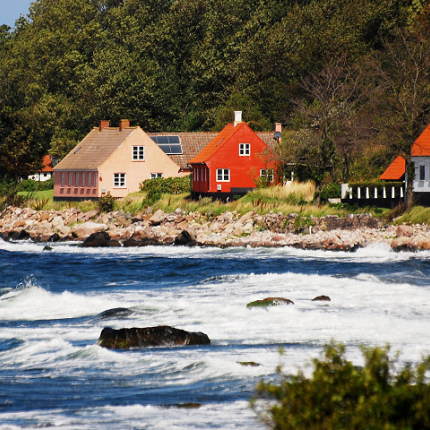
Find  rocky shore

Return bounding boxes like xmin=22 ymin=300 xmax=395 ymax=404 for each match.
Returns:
xmin=1 ymin=206 xmax=429 ymax=251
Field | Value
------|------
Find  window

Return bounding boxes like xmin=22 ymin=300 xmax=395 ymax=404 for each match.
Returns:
xmin=88 ymin=172 xmax=92 ymax=188
xmin=82 ymin=172 xmax=86 ymax=187
xmin=132 ymin=146 xmax=145 ymax=160
xmin=61 ymin=172 xmax=65 ymax=187
xmin=114 ymin=173 xmax=126 ymax=187
xmin=217 ymin=169 xmax=230 ymax=182
xmin=94 ymin=173 xmax=97 ymax=187
xmin=239 ymin=143 xmax=250 ymax=156
xmin=69 ymin=173 xmax=73 ymax=187
xmin=150 ymin=173 xmax=163 ymax=179
xmin=76 ymin=172 xmax=80 ymax=187
xmin=420 ymin=165 xmax=426 ymax=181
xmin=260 ymin=169 xmax=274 ymax=183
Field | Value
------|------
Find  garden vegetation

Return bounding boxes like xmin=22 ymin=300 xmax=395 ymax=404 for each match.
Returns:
xmin=253 ymin=342 xmax=430 ymax=430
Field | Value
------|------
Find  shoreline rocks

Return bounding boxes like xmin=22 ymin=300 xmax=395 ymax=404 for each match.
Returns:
xmin=1 ymin=206 xmax=430 ymax=251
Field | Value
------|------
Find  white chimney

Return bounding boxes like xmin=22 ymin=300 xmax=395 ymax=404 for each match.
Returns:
xmin=234 ymin=111 xmax=242 ymax=127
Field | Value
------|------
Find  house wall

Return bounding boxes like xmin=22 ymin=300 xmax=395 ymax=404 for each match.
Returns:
xmin=54 ymin=170 xmax=99 ymax=200
xmin=99 ymin=128 xmax=180 ymax=198
xmin=192 ymin=125 xmax=273 ymax=194
xmin=28 ymin=172 xmax=52 ymax=182
xmin=412 ymin=157 xmax=430 ymax=193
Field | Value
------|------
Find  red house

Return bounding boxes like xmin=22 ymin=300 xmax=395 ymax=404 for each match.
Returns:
xmin=188 ymin=112 xmax=276 ymax=199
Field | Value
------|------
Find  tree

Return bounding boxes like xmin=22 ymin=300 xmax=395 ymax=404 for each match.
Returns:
xmin=370 ymin=21 xmax=430 ymax=207
xmin=277 ymin=59 xmax=370 ymax=201
xmin=253 ymin=342 xmax=430 ymax=430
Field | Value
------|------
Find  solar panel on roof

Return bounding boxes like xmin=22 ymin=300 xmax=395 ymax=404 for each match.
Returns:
xmin=149 ymin=136 xmax=183 ymax=154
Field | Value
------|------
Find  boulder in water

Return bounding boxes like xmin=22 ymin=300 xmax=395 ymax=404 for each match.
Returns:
xmin=174 ymin=230 xmax=197 ymax=246
xmin=97 ymin=307 xmax=134 ymax=319
xmin=82 ymin=231 xmax=121 ymax=247
xmin=97 ymin=326 xmax=211 ymax=349
xmin=246 ymin=297 xmax=294 ymax=307
xmin=312 ymin=295 xmax=331 ymax=301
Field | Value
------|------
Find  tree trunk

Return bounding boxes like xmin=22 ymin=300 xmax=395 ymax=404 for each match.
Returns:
xmin=405 ymin=158 xmax=414 ymax=209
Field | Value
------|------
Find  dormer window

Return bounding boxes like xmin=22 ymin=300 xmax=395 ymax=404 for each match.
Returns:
xmin=239 ymin=143 xmax=250 ymax=156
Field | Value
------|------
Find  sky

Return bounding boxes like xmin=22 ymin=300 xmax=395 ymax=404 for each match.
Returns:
xmin=1 ymin=0 xmax=33 ymax=27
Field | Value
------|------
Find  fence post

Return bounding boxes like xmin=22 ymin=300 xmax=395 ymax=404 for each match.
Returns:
xmin=374 ymin=187 xmax=378 ymax=198
xmin=357 ymin=187 xmax=361 ymax=199
xmin=391 ymin=187 xmax=395 ymax=198
xmin=400 ymin=186 xmax=404 ymax=198
xmin=366 ymin=187 xmax=369 ymax=199
xmin=383 ymin=187 xmax=386 ymax=199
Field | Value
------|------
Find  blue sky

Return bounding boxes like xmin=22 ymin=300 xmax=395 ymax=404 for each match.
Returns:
xmin=1 ymin=0 xmax=33 ymax=27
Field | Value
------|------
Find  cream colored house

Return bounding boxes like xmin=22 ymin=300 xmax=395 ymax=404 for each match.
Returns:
xmin=53 ymin=120 xmax=181 ymax=201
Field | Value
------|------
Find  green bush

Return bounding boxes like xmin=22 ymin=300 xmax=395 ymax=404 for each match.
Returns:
xmin=15 ymin=178 xmax=54 ymax=192
xmin=320 ymin=183 xmax=341 ymax=200
xmin=253 ymin=342 xmax=430 ymax=430
xmin=139 ymin=176 xmax=191 ymax=204
xmin=97 ymin=192 xmax=116 ymax=212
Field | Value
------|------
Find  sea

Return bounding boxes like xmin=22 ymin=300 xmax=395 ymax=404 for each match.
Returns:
xmin=1 ymin=240 xmax=430 ymax=429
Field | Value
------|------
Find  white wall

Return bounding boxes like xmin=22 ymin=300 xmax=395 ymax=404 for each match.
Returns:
xmin=412 ymin=157 xmax=430 ymax=192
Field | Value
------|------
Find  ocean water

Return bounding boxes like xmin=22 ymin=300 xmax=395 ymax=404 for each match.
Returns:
xmin=1 ymin=240 xmax=430 ymax=429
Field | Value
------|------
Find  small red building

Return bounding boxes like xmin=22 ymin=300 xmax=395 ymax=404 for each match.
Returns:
xmin=188 ymin=112 xmax=276 ymax=199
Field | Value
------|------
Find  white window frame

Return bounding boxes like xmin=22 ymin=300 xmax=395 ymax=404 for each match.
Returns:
xmin=132 ymin=146 xmax=145 ymax=161
xmin=419 ymin=165 xmax=426 ymax=181
xmin=150 ymin=173 xmax=163 ymax=179
xmin=260 ymin=169 xmax=274 ymax=183
xmin=114 ymin=173 xmax=126 ymax=188
xmin=239 ymin=143 xmax=250 ymax=156
xmin=217 ymin=168 xmax=230 ymax=182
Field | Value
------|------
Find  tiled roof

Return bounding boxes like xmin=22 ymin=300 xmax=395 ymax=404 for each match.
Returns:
xmin=379 ymin=155 xmax=405 ymax=180
xmin=54 ymin=127 xmax=136 ymax=170
xmin=188 ymin=123 xmax=240 ymax=164
xmin=187 ymin=124 xmax=278 ymax=165
xmin=412 ymin=124 xmax=430 ymax=156
xmin=41 ymin=155 xmax=53 ymax=172
xmin=148 ymin=132 xmax=218 ymax=170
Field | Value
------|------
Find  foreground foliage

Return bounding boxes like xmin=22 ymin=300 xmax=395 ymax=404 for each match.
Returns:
xmin=253 ymin=342 xmax=430 ymax=430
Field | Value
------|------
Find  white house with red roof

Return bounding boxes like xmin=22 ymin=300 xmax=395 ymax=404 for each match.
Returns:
xmin=28 ymin=154 xmax=54 ymax=182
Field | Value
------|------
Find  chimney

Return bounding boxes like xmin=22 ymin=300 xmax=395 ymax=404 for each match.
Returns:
xmin=234 ymin=111 xmax=242 ymax=127
xmin=119 ymin=119 xmax=130 ymax=131
xmin=99 ymin=120 xmax=110 ymax=131
xmin=274 ymin=123 xmax=282 ymax=143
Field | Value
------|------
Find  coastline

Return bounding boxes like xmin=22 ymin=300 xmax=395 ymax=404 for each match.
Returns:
xmin=0 ymin=206 xmax=428 ymax=251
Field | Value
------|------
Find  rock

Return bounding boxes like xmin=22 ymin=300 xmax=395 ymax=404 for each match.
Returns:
xmin=43 ymin=245 xmax=53 ymax=251
xmin=47 ymin=233 xmax=61 ymax=242
xmin=13 ymin=230 xmax=31 ymax=241
xmin=82 ymin=231 xmax=121 ymax=247
xmin=397 ymin=225 xmax=413 ymax=238
xmin=174 ymin=230 xmax=197 ymax=246
xmin=97 ymin=326 xmax=211 ymax=349
xmin=149 ymin=209 xmax=165 ymax=225
xmin=0 ymin=232 xmax=8 ymax=242
xmin=246 ymin=297 xmax=294 ymax=307
xmin=96 ymin=307 xmax=134 ymax=319
xmin=238 ymin=361 xmax=261 ymax=366
xmin=72 ymin=221 xmax=108 ymax=240
xmin=312 ymin=295 xmax=331 ymax=301
xmin=123 ymin=238 xmax=159 ymax=247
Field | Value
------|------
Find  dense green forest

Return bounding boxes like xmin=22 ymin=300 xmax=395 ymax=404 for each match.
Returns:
xmin=0 ymin=0 xmax=429 ymax=189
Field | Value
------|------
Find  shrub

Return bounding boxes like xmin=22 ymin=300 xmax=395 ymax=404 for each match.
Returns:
xmin=97 ymin=192 xmax=116 ymax=212
xmin=320 ymin=183 xmax=341 ymax=200
xmin=15 ymin=178 xmax=54 ymax=192
xmin=253 ymin=342 xmax=430 ymax=430
xmin=139 ymin=176 xmax=191 ymax=204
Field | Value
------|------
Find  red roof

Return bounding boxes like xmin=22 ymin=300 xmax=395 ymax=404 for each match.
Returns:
xmin=412 ymin=124 xmax=430 ymax=156
xmin=379 ymin=155 xmax=405 ymax=180
xmin=41 ymin=155 xmax=53 ymax=172
xmin=188 ymin=123 xmax=244 ymax=164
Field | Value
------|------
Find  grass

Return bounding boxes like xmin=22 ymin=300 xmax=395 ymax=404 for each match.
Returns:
xmin=395 ymin=206 xmax=430 ymax=225
xmin=11 ymin=182 xmax=398 ymax=221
